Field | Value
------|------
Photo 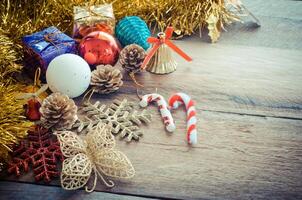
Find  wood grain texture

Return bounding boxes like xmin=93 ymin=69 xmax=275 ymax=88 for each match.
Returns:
xmin=114 ymin=43 xmax=302 ymax=119
xmin=243 ymin=0 xmax=302 ymax=21
xmin=0 ymin=181 xmax=156 ymax=200
xmin=220 ymin=0 xmax=302 ymax=50
xmin=2 ymin=111 xmax=302 ymax=199
xmin=106 ymin=111 xmax=302 ymax=200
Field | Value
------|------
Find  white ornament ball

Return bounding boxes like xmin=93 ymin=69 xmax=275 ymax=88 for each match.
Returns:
xmin=46 ymin=54 xmax=91 ymax=98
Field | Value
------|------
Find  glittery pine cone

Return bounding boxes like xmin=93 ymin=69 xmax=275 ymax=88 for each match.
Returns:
xmin=39 ymin=93 xmax=78 ymax=130
xmin=119 ymin=44 xmax=146 ymax=74
xmin=91 ymin=65 xmax=123 ymax=94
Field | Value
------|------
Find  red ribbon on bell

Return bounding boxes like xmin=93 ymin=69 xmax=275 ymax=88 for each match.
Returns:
xmin=141 ymin=27 xmax=192 ymax=70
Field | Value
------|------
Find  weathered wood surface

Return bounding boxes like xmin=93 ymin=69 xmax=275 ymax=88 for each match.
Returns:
xmin=0 ymin=181 xmax=156 ymax=200
xmin=1 ymin=0 xmax=302 ymax=199
xmin=128 ymin=43 xmax=302 ymax=120
xmin=221 ymin=0 xmax=302 ymax=50
xmin=2 ymin=109 xmax=302 ymax=199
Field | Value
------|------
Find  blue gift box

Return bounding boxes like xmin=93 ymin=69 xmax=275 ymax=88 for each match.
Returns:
xmin=22 ymin=26 xmax=77 ymax=79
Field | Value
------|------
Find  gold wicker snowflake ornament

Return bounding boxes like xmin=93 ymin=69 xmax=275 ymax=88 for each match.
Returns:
xmin=56 ymin=123 xmax=135 ymax=192
xmin=72 ymin=99 xmax=152 ymax=142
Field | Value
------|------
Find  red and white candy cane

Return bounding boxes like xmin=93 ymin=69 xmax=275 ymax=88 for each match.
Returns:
xmin=139 ymin=93 xmax=175 ymax=132
xmin=168 ymin=93 xmax=197 ymax=144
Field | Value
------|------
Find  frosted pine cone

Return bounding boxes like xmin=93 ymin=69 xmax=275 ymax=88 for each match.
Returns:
xmin=119 ymin=44 xmax=146 ymax=74
xmin=91 ymin=65 xmax=123 ymax=94
xmin=39 ymin=93 xmax=78 ymax=130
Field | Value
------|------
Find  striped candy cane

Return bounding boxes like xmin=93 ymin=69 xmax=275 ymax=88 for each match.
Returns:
xmin=168 ymin=93 xmax=197 ymax=144
xmin=139 ymin=93 xmax=176 ymax=132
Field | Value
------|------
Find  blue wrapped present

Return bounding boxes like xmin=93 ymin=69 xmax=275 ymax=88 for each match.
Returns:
xmin=22 ymin=26 xmax=77 ymax=79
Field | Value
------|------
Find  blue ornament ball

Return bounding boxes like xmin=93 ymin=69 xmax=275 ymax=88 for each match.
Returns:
xmin=115 ymin=16 xmax=151 ymax=50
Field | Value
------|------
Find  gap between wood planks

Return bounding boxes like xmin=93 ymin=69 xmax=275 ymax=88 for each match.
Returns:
xmin=0 ymin=180 xmax=179 ymax=200
xmin=201 ymin=109 xmax=302 ymax=121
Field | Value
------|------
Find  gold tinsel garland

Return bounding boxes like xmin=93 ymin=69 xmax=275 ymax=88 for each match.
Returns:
xmin=0 ymin=0 xmax=236 ymax=167
xmin=0 ymin=29 xmax=23 ymax=77
xmin=0 ymin=82 xmax=33 ymax=167
xmin=0 ymin=27 xmax=33 ymax=168
xmin=0 ymin=0 xmax=236 ymax=46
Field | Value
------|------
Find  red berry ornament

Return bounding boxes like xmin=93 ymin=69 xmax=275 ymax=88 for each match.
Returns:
xmin=25 ymin=98 xmax=41 ymax=121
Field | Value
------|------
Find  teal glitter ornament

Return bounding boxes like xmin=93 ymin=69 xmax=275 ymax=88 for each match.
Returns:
xmin=115 ymin=16 xmax=151 ymax=50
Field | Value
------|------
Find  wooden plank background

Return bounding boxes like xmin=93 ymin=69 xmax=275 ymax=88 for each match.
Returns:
xmin=1 ymin=0 xmax=302 ymax=199
xmin=0 ymin=181 xmax=156 ymax=200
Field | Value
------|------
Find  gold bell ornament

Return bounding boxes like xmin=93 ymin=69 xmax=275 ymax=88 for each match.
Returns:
xmin=141 ymin=27 xmax=192 ymax=74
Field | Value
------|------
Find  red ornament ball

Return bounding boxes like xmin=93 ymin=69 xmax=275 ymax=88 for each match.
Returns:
xmin=84 ymin=52 xmax=97 ymax=65
xmin=79 ymin=31 xmax=121 ymax=66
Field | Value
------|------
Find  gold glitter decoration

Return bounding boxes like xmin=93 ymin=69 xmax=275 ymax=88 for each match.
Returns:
xmin=0 ymin=29 xmax=22 ymax=78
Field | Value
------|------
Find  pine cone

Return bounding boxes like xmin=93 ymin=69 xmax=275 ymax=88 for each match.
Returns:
xmin=39 ymin=93 xmax=78 ymax=130
xmin=119 ymin=44 xmax=146 ymax=74
xmin=91 ymin=65 xmax=123 ymax=94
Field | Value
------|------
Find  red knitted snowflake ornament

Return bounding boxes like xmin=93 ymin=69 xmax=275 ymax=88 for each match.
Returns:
xmin=7 ymin=125 xmax=63 ymax=183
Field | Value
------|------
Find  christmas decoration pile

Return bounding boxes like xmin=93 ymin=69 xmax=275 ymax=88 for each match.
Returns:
xmin=0 ymin=0 xmax=258 ymax=193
